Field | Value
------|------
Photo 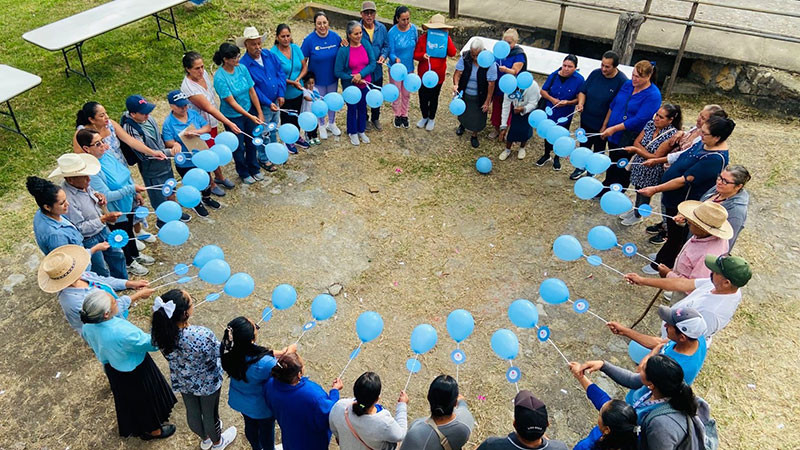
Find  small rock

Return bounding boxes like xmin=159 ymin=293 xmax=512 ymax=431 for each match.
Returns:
xmin=328 ymin=283 xmax=343 ymax=296
xmin=270 ymin=187 xmax=282 ymax=195
xmin=369 ymin=186 xmax=380 ymax=193
xmin=3 ymin=274 xmax=25 ymax=292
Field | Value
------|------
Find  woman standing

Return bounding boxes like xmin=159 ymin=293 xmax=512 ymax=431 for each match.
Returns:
xmin=453 ymin=40 xmax=497 ymax=148
xmin=335 ymin=20 xmax=376 ymax=146
xmin=699 ymin=164 xmax=750 ymax=250
xmin=329 ymin=372 xmax=408 ymax=449
xmin=490 ymin=28 xmax=528 ymax=139
xmin=302 ymin=12 xmax=343 ymax=139
xmin=180 ymin=51 xmax=236 ymax=194
xmin=536 ymin=55 xmax=584 ymax=171
xmin=272 ymin=23 xmax=310 ymax=152
xmin=413 ymin=14 xmax=457 ymax=131
xmin=498 ymin=76 xmax=540 ymax=161
xmin=80 ymin=289 xmax=177 ymax=440
xmin=213 ymin=42 xmax=266 ymax=184
xmin=387 ymin=6 xmax=418 ymax=129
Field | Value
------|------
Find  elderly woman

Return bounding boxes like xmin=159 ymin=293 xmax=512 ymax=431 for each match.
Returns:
xmin=699 ymin=164 xmax=750 ymax=250
xmin=387 ymin=6 xmax=418 ymax=129
xmin=537 ymin=54 xmax=584 ymax=170
xmin=272 ymin=24 xmax=310 ymax=153
xmin=490 ymin=28 xmax=528 ymax=139
xmin=81 ymin=288 xmax=176 ymax=440
xmin=335 ymin=20 xmax=376 ymax=146
xmin=413 ymin=14 xmax=457 ymax=131
xmin=453 ymin=40 xmax=498 ymax=148
xmin=639 ymin=115 xmax=736 ymax=272
xmin=360 ymin=1 xmax=389 ymax=130
xmin=302 ymin=11 xmax=343 ymax=139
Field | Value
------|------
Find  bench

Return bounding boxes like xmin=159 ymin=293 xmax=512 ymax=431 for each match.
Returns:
xmin=0 ymin=65 xmax=42 ymax=148
xmin=22 ymin=0 xmax=189 ymax=92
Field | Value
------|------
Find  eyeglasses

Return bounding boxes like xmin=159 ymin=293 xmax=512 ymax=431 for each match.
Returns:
xmin=254 ymin=323 xmax=260 ymax=330
xmin=717 ymin=175 xmax=735 ymax=185
xmin=88 ymin=140 xmax=106 ymax=148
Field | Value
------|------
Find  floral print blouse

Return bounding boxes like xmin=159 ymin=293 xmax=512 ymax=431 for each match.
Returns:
xmin=164 ymin=325 xmax=223 ymax=396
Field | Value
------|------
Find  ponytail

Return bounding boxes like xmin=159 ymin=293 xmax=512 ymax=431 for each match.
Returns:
xmin=212 ymin=42 xmax=239 ymax=66
xmin=352 ymin=372 xmax=381 ymax=416
xmin=26 ymin=176 xmax=62 ymax=212
xmin=76 ymin=101 xmax=101 ymax=127
xmin=220 ymin=316 xmax=273 ymax=381
xmin=662 ymin=103 xmax=683 ymax=131
xmin=150 ymin=289 xmax=191 ymax=354
xmin=427 ymin=374 xmax=458 ymax=418
xmin=645 ymin=355 xmax=698 ymax=417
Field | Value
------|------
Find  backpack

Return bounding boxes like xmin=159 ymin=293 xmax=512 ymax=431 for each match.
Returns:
xmin=641 ymin=398 xmax=718 ymax=450
xmin=118 ymin=114 xmax=145 ymax=166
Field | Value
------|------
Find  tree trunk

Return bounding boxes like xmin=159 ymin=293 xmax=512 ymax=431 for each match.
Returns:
xmin=612 ymin=13 xmax=645 ymax=66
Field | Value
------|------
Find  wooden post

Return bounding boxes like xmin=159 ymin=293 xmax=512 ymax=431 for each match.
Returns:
xmin=612 ymin=12 xmax=645 ymax=65
xmin=553 ymin=4 xmax=567 ymax=51
xmin=449 ymin=0 xmax=459 ymax=19
xmin=665 ymin=1 xmax=700 ymax=97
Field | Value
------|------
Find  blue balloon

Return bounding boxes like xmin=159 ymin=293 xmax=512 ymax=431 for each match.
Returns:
xmin=490 ymin=329 xmax=519 ymax=360
xmin=198 ymin=258 xmax=231 ymax=285
xmin=410 ymin=324 xmax=438 ymax=354
xmin=343 ymin=85 xmax=363 ymax=105
xmin=446 ymin=309 xmax=475 ymax=343
xmin=356 ymin=311 xmax=384 ymax=343
xmin=155 ymin=200 xmax=182 ymax=222
xmin=298 ymin=112 xmax=318 ymax=131
xmin=546 ymin=125 xmax=570 ymax=145
xmin=476 ymin=157 xmax=492 ymax=174
xmin=449 ymin=98 xmax=466 ymax=116
xmin=528 ymin=109 xmax=547 ymax=128
xmin=422 ymin=70 xmax=439 ymax=88
xmin=382 ymin=83 xmax=400 ymax=102
xmin=536 ymin=119 xmax=556 ymax=138
xmin=265 ymin=143 xmax=289 ymax=165
xmin=176 ymin=185 xmax=201 ymax=208
xmin=404 ymin=73 xmax=422 ymax=93
xmin=271 ymin=284 xmax=297 ymax=310
xmin=569 ymin=147 xmax=593 ymax=170
xmin=366 ymin=89 xmax=384 ymax=108
xmin=574 ymin=176 xmax=604 ymax=200
xmin=311 ymin=99 xmax=329 ymax=118
xmin=193 ymin=245 xmax=224 ymax=268
xmin=210 ymin=144 xmax=233 ymax=166
xmin=324 ymin=92 xmax=345 ymax=111
xmin=553 ymin=235 xmax=583 ymax=261
xmin=508 ymin=299 xmax=539 ymax=329
xmin=157 ymin=220 xmax=190 ymax=246
xmin=586 ymin=153 xmax=612 ymax=175
xmin=215 ymin=131 xmax=239 ymax=151
xmin=493 ymin=40 xmax=511 ymax=59
xmin=311 ymin=294 xmax=337 ymax=320
xmin=279 ymin=124 xmax=300 ymax=144
xmin=553 ymin=136 xmax=576 ymax=157
xmin=600 ymin=191 xmax=633 ymax=215
xmin=587 ymin=226 xmax=618 ymax=251
xmin=390 ymin=63 xmax=408 ymax=81
xmin=628 ymin=340 xmax=651 ymax=364
xmin=193 ymin=150 xmax=220 ymax=172
xmin=224 ymin=272 xmax=255 ymax=298
xmin=477 ymin=50 xmax=495 ymax=68
xmin=498 ymin=74 xmax=517 ymax=94
xmin=586 ymin=254 xmax=603 ymax=266
xmin=517 ymin=71 xmax=534 ymax=90
xmin=182 ymin=167 xmax=209 ymax=191
xmin=539 ymin=278 xmax=570 ymax=304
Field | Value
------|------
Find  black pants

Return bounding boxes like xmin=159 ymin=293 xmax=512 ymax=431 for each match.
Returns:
xmin=581 ymin=124 xmax=607 ymax=153
xmin=242 ymin=414 xmax=275 ymax=450
xmin=654 ymin=206 xmax=689 ymax=268
xmin=108 ymin=219 xmax=139 ymax=265
xmin=419 ymin=84 xmax=443 ymax=120
xmin=601 ymin=133 xmax=637 ymax=193
xmin=367 ymin=77 xmax=382 ymax=123
xmin=281 ymin=96 xmax=303 ymax=129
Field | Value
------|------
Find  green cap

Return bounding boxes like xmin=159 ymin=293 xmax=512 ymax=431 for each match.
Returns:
xmin=704 ymin=255 xmax=752 ymax=287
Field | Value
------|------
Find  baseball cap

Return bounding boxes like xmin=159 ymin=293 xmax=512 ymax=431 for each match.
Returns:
xmin=658 ymin=305 xmax=707 ymax=340
xmin=167 ymin=90 xmax=190 ymax=107
xmin=704 ymin=254 xmax=752 ymax=287
xmin=513 ymin=390 xmax=548 ymax=440
xmin=361 ymin=1 xmax=377 ymax=11
xmin=125 ymin=95 xmax=156 ymax=114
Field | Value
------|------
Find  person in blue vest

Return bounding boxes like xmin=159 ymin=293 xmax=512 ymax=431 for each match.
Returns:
xmin=490 ymin=28 xmax=528 ymax=140
xmin=536 ymin=54 xmax=584 ymax=171
xmin=360 ymin=1 xmax=389 ymax=130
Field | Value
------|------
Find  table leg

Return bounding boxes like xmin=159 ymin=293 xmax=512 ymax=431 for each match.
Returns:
xmin=0 ymin=101 xmax=33 ymax=148
xmin=153 ymin=7 xmax=186 ymax=51
xmin=61 ymin=42 xmax=96 ymax=92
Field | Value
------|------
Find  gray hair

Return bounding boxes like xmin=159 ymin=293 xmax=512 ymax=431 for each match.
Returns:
xmin=346 ymin=20 xmax=362 ymax=38
xmin=724 ymin=164 xmax=751 ymax=187
xmin=470 ymin=39 xmax=484 ymax=51
xmin=80 ymin=290 xmax=113 ymax=324
xmin=502 ymin=28 xmax=519 ymax=44
xmin=703 ymin=104 xmax=726 ymax=118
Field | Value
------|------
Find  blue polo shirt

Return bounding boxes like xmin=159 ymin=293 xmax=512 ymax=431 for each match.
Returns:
xmin=270 ymin=44 xmax=305 ymax=100
xmin=388 ymin=24 xmax=418 ymax=74
xmin=301 ymin=31 xmax=342 ymax=86
xmin=579 ymin=68 xmax=628 ymax=130
xmin=661 ymin=142 xmax=729 ymax=208
xmin=228 ymin=354 xmax=277 ymax=419
xmin=33 ymin=210 xmax=84 ymax=255
xmin=162 ymin=110 xmax=208 ymax=168
xmin=214 ymin=64 xmax=255 ymax=118
xmin=241 ymin=50 xmax=287 ymax=107
xmin=606 ymin=81 xmax=662 ymax=145
xmin=541 ymin=69 xmax=585 ymax=122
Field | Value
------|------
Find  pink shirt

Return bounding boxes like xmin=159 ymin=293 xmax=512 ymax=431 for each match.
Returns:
xmin=348 ymin=45 xmax=372 ymax=87
xmin=668 ymin=235 xmax=729 ymax=284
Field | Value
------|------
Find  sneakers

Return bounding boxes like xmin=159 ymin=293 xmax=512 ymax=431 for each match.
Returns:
xmin=470 ymin=136 xmax=479 ymax=148
xmin=327 ymin=122 xmax=342 ymax=136
xmin=214 ymin=178 xmax=235 ymax=189
xmin=201 ymin=439 xmax=213 ymax=450
xmin=569 ymin=168 xmax=587 ymax=180
xmin=136 ymin=254 xmax=155 ymax=265
xmin=416 ymin=118 xmax=428 ymax=128
xmin=646 ymin=223 xmax=665 ymax=235
xmin=517 ymin=148 xmax=526 ymax=160
xmin=371 ymin=119 xmax=382 ymax=131
xmin=180 ymin=213 xmax=191 ymax=223
xmin=253 ymin=172 xmax=265 ymax=181
xmin=642 ymin=263 xmax=659 ymax=275
xmin=242 ymin=176 xmax=256 ymax=184
xmin=401 ymin=117 xmax=409 ymax=128
xmin=456 ymin=125 xmax=465 ymax=136
xmin=663 ymin=291 xmax=674 ymax=302
xmin=425 ymin=119 xmax=435 ymax=131
xmin=211 ymin=426 xmax=237 ymax=449
xmin=621 ymin=215 xmax=643 ymax=226
xmin=553 ymin=157 xmax=561 ymax=171
xmin=319 ymin=125 xmax=328 ymax=140
xmin=203 ymin=197 xmax=221 ymax=209
xmin=620 ymin=210 xmax=636 ymax=221
xmin=649 ymin=231 xmax=667 ymax=245
xmin=394 ymin=116 xmax=402 ymax=128
xmin=536 ymin=155 xmax=551 ymax=166
xmin=312 ymin=137 xmax=322 ymax=145
xmin=488 ymin=129 xmax=499 ymax=140
xmin=349 ymin=134 xmax=360 ymax=146
xmin=295 ymin=138 xmax=310 ymax=149
xmin=499 ymin=149 xmax=511 ymax=161
xmin=136 ymin=231 xmax=157 ymax=243
xmin=210 ymin=185 xmax=226 ymax=197
xmin=193 ymin=203 xmax=209 ymax=217
xmin=358 ymin=133 xmax=370 ymax=144
xmin=128 ymin=260 xmax=150 ymax=276
xmin=287 ymin=144 xmax=298 ymax=155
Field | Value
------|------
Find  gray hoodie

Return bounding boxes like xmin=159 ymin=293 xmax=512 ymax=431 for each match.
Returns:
xmin=700 ymin=187 xmax=749 ymax=251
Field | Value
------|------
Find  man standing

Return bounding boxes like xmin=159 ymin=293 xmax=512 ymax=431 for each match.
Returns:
xmin=476 ymin=390 xmax=568 ymax=450
xmin=360 ymin=1 xmax=389 ymax=130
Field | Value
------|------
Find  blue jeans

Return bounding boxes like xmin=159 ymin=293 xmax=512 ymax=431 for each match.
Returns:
xmin=225 ymin=109 xmax=261 ymax=179
xmin=242 ymin=414 xmax=274 ymax=450
xmin=257 ymin=109 xmax=280 ymax=162
xmin=84 ymin=228 xmax=128 ymax=279
xmin=346 ymin=86 xmax=368 ymax=135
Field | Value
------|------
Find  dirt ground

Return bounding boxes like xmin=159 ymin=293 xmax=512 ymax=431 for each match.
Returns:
xmin=1 ymin=31 xmax=799 ymax=450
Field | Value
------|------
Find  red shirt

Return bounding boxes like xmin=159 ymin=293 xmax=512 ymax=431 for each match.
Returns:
xmin=414 ymin=32 xmax=457 ymax=86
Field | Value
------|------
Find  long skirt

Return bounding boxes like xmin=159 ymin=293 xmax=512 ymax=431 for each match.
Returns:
xmin=507 ymin=111 xmax=533 ymax=143
xmin=459 ymin=94 xmax=488 ymax=132
xmin=104 ymin=353 xmax=177 ymax=437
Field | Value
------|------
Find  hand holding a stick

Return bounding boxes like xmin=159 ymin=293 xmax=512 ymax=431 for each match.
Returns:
xmin=398 ymin=390 xmax=409 ymax=404
xmin=331 ymin=378 xmax=344 ymax=391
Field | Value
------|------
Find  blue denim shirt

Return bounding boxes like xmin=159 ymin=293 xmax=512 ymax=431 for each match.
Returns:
xmin=241 ymin=50 xmax=287 ymax=108
xmin=59 ymin=271 xmax=130 ymax=335
xmin=33 ymin=210 xmax=85 ymax=255
xmin=361 ymin=20 xmax=389 ymax=81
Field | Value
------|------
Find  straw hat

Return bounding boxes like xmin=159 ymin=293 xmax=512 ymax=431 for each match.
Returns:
xmin=48 ymin=153 xmax=100 ymax=179
xmin=235 ymin=26 xmax=268 ymax=48
xmin=38 ymin=245 xmax=91 ymax=293
xmin=677 ymin=200 xmax=734 ymax=240
xmin=422 ymin=14 xmax=453 ymax=30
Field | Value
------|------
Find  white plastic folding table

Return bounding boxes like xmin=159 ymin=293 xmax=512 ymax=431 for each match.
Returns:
xmin=22 ymin=0 xmax=188 ymax=92
xmin=0 ymin=65 xmax=42 ymax=148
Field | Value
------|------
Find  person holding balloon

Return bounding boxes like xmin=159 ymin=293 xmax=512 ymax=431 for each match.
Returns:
xmin=150 ymin=290 xmax=238 ymax=449
xmin=302 ymin=11 xmax=343 ymax=139
xmin=403 ymin=375 xmax=476 ymax=449
xmin=453 ymin=39 xmax=498 ymax=148
xmin=359 ymin=1 xmax=389 ymax=130
xmin=387 ymin=6 xmax=418 ymax=129
xmin=300 ymin=71 xmax=323 ymax=145
xmin=271 ymin=24 xmax=312 ymax=153
xmin=490 ymin=28 xmax=528 ymax=140
xmin=329 ymin=371 xmax=409 ymax=449
xmin=536 ymin=55 xmax=584 ymax=171
xmin=497 ymin=73 xmax=540 ymax=161
xmin=413 ymin=14 xmax=457 ymax=131
xmin=265 ymin=351 xmax=343 ymax=449
xmin=335 ymin=20 xmax=377 ymax=146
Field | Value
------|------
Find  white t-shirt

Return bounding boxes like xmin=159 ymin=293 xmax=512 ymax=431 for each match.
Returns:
xmin=181 ymin=71 xmax=220 ymax=128
xmin=661 ymin=278 xmax=741 ymax=345
xmin=329 ymin=399 xmax=407 ymax=450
